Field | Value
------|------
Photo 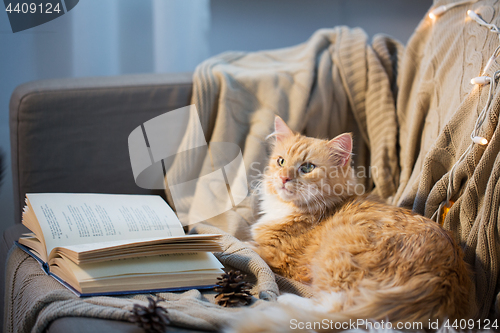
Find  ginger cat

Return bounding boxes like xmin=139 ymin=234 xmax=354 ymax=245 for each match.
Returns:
xmin=235 ymin=116 xmax=474 ymax=332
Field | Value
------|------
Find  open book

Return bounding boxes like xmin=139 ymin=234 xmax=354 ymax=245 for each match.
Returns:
xmin=17 ymin=193 xmax=224 ymax=296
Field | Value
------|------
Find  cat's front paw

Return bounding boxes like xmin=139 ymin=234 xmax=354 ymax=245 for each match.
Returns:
xmin=277 ymin=293 xmax=305 ymax=306
xmin=278 ymin=292 xmax=343 ymax=314
xmin=278 ymin=293 xmax=317 ymax=311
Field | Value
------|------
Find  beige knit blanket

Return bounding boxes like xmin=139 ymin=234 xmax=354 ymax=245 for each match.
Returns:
xmin=5 ymin=1 xmax=500 ymax=330
xmin=4 ymin=224 xmax=312 ymax=332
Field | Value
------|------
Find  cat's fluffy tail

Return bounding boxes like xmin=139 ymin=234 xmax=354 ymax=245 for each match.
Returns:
xmin=226 ymin=274 xmax=475 ymax=333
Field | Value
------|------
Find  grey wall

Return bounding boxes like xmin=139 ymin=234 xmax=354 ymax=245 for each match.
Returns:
xmin=0 ymin=0 xmax=432 ymax=235
xmin=209 ymin=0 xmax=432 ymax=54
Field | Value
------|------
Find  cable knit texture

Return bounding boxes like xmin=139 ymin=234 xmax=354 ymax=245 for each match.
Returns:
xmin=5 ymin=1 xmax=500 ymax=331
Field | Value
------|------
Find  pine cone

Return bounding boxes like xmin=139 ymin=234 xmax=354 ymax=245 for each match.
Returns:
xmin=129 ymin=296 xmax=170 ymax=333
xmin=215 ymin=270 xmax=253 ymax=307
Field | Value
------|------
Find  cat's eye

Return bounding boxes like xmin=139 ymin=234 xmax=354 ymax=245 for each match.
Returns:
xmin=277 ymin=157 xmax=285 ymax=167
xmin=299 ymin=163 xmax=315 ymax=174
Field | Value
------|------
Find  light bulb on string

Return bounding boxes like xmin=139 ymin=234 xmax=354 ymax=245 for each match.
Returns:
xmin=481 ymin=46 xmax=500 ymax=75
xmin=429 ymin=6 xmax=447 ymax=19
xmin=467 ymin=10 xmax=500 ymax=35
xmin=467 ymin=9 xmax=482 ymax=22
xmin=428 ymin=0 xmax=478 ymax=20
xmin=470 ymin=76 xmax=492 ymax=85
xmin=472 ymin=136 xmax=488 ymax=145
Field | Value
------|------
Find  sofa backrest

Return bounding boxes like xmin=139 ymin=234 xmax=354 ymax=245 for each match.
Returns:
xmin=9 ymin=72 xmax=192 ymax=224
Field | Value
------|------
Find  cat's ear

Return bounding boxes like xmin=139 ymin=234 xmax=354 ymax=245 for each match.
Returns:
xmin=268 ymin=116 xmax=294 ymax=141
xmin=327 ymin=133 xmax=353 ymax=167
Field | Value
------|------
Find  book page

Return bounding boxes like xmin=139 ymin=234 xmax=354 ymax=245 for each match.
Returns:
xmin=58 ymin=252 xmax=224 ymax=281
xmin=27 ymin=193 xmax=185 ymax=256
xmin=60 ymin=234 xmax=221 ymax=254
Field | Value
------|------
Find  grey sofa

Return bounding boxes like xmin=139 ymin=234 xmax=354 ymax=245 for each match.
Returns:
xmin=1 ymin=72 xmax=207 ymax=332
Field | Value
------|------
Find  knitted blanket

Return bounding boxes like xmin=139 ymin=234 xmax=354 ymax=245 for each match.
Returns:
xmin=5 ymin=0 xmax=500 ymax=330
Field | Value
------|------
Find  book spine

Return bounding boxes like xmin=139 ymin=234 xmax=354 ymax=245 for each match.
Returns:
xmin=14 ymin=241 xmax=50 ymax=275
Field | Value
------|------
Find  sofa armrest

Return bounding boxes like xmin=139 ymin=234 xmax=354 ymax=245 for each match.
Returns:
xmin=9 ymin=72 xmax=193 ymax=224
xmin=46 ymin=317 xmax=205 ymax=333
xmin=1 ymin=223 xmax=29 ymax=331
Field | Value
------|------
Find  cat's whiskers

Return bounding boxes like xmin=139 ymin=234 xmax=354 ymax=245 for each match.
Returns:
xmin=311 ymin=190 xmax=327 ymax=220
xmin=250 ymin=180 xmax=264 ymax=196
xmin=306 ymin=186 xmax=328 ymax=222
xmin=295 ymin=184 xmax=328 ymax=222
xmin=252 ymin=173 xmax=274 ymax=197
xmin=297 ymin=191 xmax=316 ymax=217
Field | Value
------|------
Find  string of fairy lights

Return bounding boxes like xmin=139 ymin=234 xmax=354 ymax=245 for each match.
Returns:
xmin=428 ymin=1 xmax=499 ymax=224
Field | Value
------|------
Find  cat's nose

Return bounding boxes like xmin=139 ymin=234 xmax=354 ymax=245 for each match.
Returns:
xmin=280 ymin=176 xmax=290 ymax=184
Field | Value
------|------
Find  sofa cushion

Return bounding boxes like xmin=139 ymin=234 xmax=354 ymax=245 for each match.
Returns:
xmin=9 ymin=72 xmax=193 ymax=224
